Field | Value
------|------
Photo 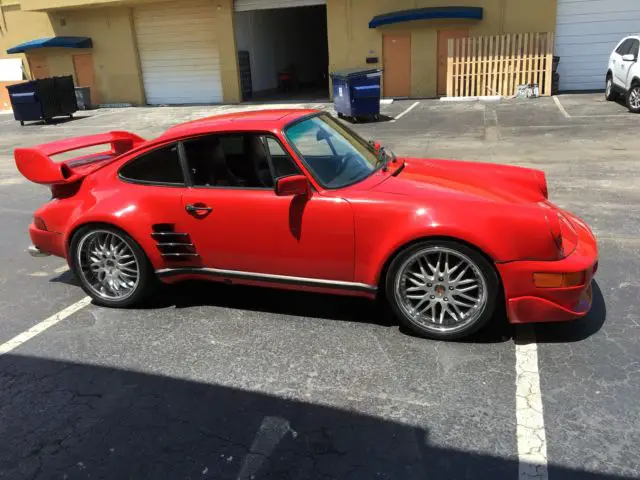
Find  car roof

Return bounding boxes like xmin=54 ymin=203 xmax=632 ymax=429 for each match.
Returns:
xmin=158 ymin=108 xmax=318 ymax=141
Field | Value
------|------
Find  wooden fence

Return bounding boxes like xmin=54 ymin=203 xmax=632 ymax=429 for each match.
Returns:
xmin=446 ymin=32 xmax=555 ymax=98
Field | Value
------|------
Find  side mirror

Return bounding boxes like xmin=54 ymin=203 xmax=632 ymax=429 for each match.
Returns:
xmin=275 ymin=175 xmax=310 ymax=197
xmin=622 ymin=53 xmax=636 ymax=62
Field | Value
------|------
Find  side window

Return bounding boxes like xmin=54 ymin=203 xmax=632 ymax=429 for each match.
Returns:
xmin=265 ymin=137 xmax=301 ymax=179
xmin=183 ymin=134 xmax=299 ymax=189
xmin=631 ymin=40 xmax=640 ymax=59
xmin=219 ymin=136 xmax=244 ymax=155
xmin=119 ymin=144 xmax=184 ymax=185
xmin=617 ymin=39 xmax=633 ymax=55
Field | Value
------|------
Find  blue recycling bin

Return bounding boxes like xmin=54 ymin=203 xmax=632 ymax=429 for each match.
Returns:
xmin=330 ymin=68 xmax=382 ymax=122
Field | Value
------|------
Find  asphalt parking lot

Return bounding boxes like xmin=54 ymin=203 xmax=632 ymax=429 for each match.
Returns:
xmin=0 ymin=94 xmax=638 ymax=480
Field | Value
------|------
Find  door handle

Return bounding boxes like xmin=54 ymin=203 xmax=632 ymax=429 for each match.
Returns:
xmin=186 ymin=203 xmax=213 ymax=214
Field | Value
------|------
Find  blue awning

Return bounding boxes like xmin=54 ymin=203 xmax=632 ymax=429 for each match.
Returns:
xmin=7 ymin=36 xmax=93 ymax=54
xmin=369 ymin=6 xmax=483 ymax=28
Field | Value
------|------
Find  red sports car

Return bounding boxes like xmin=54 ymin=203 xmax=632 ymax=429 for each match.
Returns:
xmin=16 ymin=110 xmax=598 ymax=340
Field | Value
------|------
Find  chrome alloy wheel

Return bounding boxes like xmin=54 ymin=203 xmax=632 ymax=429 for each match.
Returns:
xmin=629 ymin=87 xmax=640 ymax=110
xmin=393 ymin=247 xmax=488 ymax=334
xmin=76 ymin=230 xmax=140 ymax=300
xmin=606 ymin=78 xmax=612 ymax=98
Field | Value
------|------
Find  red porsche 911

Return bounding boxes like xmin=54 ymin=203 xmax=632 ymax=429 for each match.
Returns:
xmin=16 ymin=110 xmax=598 ymax=340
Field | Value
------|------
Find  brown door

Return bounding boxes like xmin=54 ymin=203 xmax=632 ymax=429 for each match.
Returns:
xmin=73 ymin=53 xmax=99 ymax=105
xmin=28 ymin=54 xmax=49 ymax=79
xmin=383 ymin=34 xmax=411 ymax=98
xmin=437 ymin=29 xmax=469 ymax=96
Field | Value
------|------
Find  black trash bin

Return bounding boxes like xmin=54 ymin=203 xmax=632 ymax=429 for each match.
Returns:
xmin=6 ymin=75 xmax=78 ymax=125
xmin=330 ymin=68 xmax=382 ymax=122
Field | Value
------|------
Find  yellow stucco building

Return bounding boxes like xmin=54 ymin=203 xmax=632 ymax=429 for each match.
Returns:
xmin=0 ymin=0 xmax=558 ymax=107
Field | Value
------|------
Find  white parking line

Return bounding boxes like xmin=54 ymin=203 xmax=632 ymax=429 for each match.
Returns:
xmin=0 ymin=178 xmax=26 ymax=186
xmin=391 ymin=101 xmax=420 ymax=123
xmin=0 ymin=297 xmax=91 ymax=355
xmin=515 ymin=325 xmax=548 ymax=480
xmin=553 ymin=96 xmax=571 ymax=119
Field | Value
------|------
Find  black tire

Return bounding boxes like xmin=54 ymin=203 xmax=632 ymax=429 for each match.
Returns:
xmin=69 ymin=225 xmax=156 ymax=308
xmin=626 ymin=83 xmax=640 ymax=113
xmin=385 ymin=239 xmax=500 ymax=341
xmin=605 ymin=75 xmax=619 ymax=101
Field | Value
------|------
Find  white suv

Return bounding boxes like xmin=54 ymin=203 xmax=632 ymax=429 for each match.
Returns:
xmin=606 ymin=36 xmax=640 ymax=113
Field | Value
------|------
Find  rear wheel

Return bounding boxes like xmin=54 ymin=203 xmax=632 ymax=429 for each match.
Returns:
xmin=626 ymin=83 xmax=640 ymax=113
xmin=385 ymin=240 xmax=499 ymax=340
xmin=605 ymin=75 xmax=618 ymax=101
xmin=69 ymin=226 xmax=155 ymax=307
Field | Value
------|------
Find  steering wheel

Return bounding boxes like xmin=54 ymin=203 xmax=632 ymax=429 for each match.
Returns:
xmin=335 ymin=152 xmax=356 ymax=177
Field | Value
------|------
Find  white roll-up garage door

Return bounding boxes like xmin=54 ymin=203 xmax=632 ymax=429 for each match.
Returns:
xmin=134 ymin=1 xmax=222 ymax=104
xmin=555 ymin=0 xmax=640 ymax=91
xmin=234 ymin=0 xmax=325 ymax=12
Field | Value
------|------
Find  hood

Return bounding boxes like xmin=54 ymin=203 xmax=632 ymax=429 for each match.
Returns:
xmin=372 ymin=158 xmax=548 ymax=204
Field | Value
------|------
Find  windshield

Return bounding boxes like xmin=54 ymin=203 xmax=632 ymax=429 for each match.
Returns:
xmin=284 ymin=114 xmax=380 ymax=188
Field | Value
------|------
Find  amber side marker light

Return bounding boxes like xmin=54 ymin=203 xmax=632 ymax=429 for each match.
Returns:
xmin=534 ymin=272 xmax=585 ymax=288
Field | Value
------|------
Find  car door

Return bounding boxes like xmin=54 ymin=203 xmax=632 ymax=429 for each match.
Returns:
xmin=620 ymin=39 xmax=640 ymax=89
xmin=177 ymin=133 xmax=356 ymax=282
xmin=613 ymin=39 xmax=633 ymax=86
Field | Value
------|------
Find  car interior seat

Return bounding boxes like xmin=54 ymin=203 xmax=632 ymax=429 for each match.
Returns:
xmin=211 ymin=138 xmax=241 ymax=187
xmin=245 ymin=136 xmax=274 ymax=188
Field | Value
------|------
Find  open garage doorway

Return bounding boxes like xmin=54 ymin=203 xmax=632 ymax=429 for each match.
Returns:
xmin=234 ymin=2 xmax=329 ymax=102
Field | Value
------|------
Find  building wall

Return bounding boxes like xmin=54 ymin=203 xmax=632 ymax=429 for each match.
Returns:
xmin=213 ymin=0 xmax=241 ymax=104
xmin=326 ymin=0 xmax=557 ymax=98
xmin=0 ymin=2 xmax=55 ymax=78
xmin=1 ymin=0 xmax=241 ymax=105
xmin=0 ymin=3 xmax=145 ymax=104
xmin=3 ymin=0 xmax=556 ymax=105
xmin=48 ymin=7 xmax=145 ymax=104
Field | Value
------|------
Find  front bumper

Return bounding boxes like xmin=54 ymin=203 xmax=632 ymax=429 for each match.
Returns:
xmin=497 ymin=211 xmax=598 ymax=324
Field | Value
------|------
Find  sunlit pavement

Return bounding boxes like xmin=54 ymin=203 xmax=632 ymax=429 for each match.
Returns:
xmin=0 ymin=94 xmax=638 ymax=479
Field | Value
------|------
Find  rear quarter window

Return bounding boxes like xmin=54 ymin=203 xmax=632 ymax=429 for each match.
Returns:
xmin=120 ymin=144 xmax=184 ymax=185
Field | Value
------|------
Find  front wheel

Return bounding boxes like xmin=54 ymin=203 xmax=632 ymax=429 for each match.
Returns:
xmin=69 ymin=226 xmax=155 ymax=308
xmin=626 ymin=84 xmax=640 ymax=113
xmin=385 ymin=240 xmax=499 ymax=340
xmin=605 ymin=76 xmax=618 ymax=101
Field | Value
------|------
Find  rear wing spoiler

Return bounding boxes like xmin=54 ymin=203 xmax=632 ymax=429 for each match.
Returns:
xmin=15 ymin=131 xmax=146 ymax=185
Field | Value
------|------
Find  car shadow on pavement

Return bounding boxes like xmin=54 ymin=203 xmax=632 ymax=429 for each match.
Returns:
xmin=0 ymin=353 xmax=635 ymax=480
xmin=534 ymin=281 xmax=606 ymax=343
xmin=51 ymin=273 xmax=603 ymax=344
xmin=140 ymin=281 xmax=397 ymax=328
xmin=134 ymin=281 xmax=514 ymax=344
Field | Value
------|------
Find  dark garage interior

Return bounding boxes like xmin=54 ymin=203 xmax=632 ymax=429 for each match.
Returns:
xmin=234 ymin=5 xmax=330 ymax=101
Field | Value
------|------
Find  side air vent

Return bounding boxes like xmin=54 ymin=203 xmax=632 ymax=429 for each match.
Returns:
xmin=151 ymin=224 xmax=199 ymax=262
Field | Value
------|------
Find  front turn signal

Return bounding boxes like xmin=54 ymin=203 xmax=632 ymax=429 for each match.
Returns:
xmin=533 ymin=272 xmax=585 ymax=288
